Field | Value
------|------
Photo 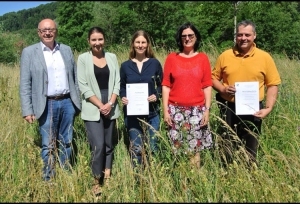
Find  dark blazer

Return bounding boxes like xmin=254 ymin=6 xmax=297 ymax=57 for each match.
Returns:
xmin=19 ymin=42 xmax=81 ymax=119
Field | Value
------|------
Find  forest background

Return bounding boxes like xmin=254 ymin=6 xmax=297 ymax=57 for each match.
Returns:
xmin=1 ymin=1 xmax=300 ymax=64
xmin=1 ymin=1 xmax=300 ymax=202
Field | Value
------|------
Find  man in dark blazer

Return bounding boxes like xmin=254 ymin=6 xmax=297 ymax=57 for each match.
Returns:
xmin=19 ymin=18 xmax=81 ymax=181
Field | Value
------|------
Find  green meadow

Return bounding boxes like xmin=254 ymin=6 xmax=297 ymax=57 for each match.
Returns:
xmin=0 ymin=45 xmax=300 ymax=202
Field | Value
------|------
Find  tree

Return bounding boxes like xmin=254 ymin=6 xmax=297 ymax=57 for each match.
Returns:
xmin=185 ymin=1 xmax=235 ymax=50
xmin=1 ymin=0 xmax=300 ymax=60
xmin=56 ymin=1 xmax=94 ymax=52
xmin=232 ymin=1 xmax=241 ymax=44
xmin=237 ymin=1 xmax=300 ymax=58
xmin=92 ymin=2 xmax=120 ymax=47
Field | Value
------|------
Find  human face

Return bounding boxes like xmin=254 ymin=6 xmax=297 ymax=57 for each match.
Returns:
xmin=181 ymin=28 xmax=196 ymax=50
xmin=38 ymin=19 xmax=57 ymax=49
xmin=236 ymin=25 xmax=256 ymax=54
xmin=88 ymin=32 xmax=105 ymax=53
xmin=133 ymin=35 xmax=148 ymax=56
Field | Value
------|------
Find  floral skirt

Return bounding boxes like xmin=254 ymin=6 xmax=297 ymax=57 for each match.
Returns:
xmin=167 ymin=104 xmax=213 ymax=154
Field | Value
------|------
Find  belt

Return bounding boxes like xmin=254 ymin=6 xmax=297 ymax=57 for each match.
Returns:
xmin=47 ymin=93 xmax=70 ymax=100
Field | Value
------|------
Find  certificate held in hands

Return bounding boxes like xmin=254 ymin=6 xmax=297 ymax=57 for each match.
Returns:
xmin=126 ymin=83 xmax=149 ymax=115
xmin=235 ymin=81 xmax=259 ymax=115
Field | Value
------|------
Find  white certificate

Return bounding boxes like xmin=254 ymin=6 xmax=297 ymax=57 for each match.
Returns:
xmin=235 ymin=82 xmax=259 ymax=115
xmin=126 ymin=83 xmax=149 ymax=115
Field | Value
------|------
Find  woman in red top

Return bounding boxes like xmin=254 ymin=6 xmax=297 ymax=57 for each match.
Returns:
xmin=162 ymin=22 xmax=213 ymax=168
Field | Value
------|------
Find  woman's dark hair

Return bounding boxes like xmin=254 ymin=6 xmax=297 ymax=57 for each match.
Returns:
xmin=87 ymin=26 xmax=106 ymax=52
xmin=175 ymin=22 xmax=201 ymax=52
xmin=88 ymin=26 xmax=105 ymax=40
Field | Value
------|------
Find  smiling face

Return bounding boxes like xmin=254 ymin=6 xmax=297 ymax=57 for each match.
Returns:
xmin=236 ymin=24 xmax=256 ymax=54
xmin=38 ymin=19 xmax=57 ymax=49
xmin=88 ymin=32 xmax=105 ymax=54
xmin=181 ymin=28 xmax=196 ymax=50
xmin=133 ymin=35 xmax=148 ymax=56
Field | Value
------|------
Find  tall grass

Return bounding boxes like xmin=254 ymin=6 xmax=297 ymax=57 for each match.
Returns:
xmin=1 ymin=45 xmax=300 ymax=202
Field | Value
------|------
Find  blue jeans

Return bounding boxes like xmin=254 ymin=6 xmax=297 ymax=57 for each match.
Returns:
xmin=38 ymin=98 xmax=76 ymax=181
xmin=125 ymin=114 xmax=160 ymax=167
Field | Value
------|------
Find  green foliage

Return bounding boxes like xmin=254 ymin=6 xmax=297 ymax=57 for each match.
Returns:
xmin=185 ymin=1 xmax=236 ymax=50
xmin=15 ymin=29 xmax=40 ymax=46
xmin=1 ymin=12 xmax=20 ymax=31
xmin=2 ymin=1 xmax=300 ymax=63
xmin=237 ymin=1 xmax=300 ymax=57
xmin=109 ymin=1 xmax=143 ymax=46
xmin=135 ymin=1 xmax=187 ymax=49
xmin=0 ymin=21 xmax=3 ymax=33
xmin=92 ymin=2 xmax=119 ymax=47
xmin=56 ymin=1 xmax=95 ymax=52
xmin=93 ymin=1 xmax=187 ymax=50
xmin=0 ymin=32 xmax=24 ymax=64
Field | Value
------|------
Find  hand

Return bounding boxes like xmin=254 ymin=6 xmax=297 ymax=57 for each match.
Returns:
xmin=200 ymin=110 xmax=209 ymax=127
xmin=24 ymin=115 xmax=36 ymax=124
xmin=164 ymin=113 xmax=173 ymax=126
xmin=148 ymin=94 xmax=157 ymax=103
xmin=99 ymin=103 xmax=111 ymax=116
xmin=254 ymin=108 xmax=271 ymax=119
xmin=122 ymin=97 xmax=128 ymax=105
xmin=225 ymin=85 xmax=236 ymax=96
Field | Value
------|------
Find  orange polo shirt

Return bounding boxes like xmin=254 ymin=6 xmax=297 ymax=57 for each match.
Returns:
xmin=212 ymin=43 xmax=281 ymax=102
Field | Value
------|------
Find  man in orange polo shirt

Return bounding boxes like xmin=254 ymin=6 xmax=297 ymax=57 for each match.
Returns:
xmin=212 ymin=20 xmax=281 ymax=167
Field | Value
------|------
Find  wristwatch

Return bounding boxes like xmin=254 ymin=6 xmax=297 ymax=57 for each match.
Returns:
xmin=204 ymin=107 xmax=210 ymax=111
xmin=108 ymin=101 xmax=114 ymax=108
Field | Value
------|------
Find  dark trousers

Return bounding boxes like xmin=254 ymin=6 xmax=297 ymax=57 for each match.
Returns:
xmin=216 ymin=93 xmax=262 ymax=165
xmin=84 ymin=89 xmax=116 ymax=179
xmin=85 ymin=118 xmax=116 ymax=179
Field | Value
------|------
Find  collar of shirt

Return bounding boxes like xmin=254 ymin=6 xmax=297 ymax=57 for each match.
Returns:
xmin=40 ymin=41 xmax=60 ymax=52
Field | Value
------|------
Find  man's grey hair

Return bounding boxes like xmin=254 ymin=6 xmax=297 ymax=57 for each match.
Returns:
xmin=236 ymin=20 xmax=256 ymax=33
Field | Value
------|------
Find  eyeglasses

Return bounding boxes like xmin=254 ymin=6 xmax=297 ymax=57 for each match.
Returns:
xmin=181 ymin=34 xmax=195 ymax=39
xmin=38 ymin=28 xmax=57 ymax=33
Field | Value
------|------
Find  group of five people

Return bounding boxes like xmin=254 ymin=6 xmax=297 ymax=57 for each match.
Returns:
xmin=19 ymin=18 xmax=281 ymax=198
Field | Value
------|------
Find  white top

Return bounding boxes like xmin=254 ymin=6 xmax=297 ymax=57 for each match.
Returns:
xmin=41 ymin=42 xmax=70 ymax=96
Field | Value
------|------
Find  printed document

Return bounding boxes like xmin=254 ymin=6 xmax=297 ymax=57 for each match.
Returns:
xmin=126 ymin=83 xmax=149 ymax=115
xmin=235 ymin=81 xmax=259 ymax=115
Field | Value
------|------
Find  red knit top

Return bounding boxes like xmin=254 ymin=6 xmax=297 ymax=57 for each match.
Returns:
xmin=162 ymin=52 xmax=212 ymax=106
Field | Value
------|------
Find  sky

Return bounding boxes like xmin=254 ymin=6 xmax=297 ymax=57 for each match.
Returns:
xmin=0 ymin=1 xmax=53 ymax=16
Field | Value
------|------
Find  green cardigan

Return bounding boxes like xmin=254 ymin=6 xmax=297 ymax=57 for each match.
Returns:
xmin=77 ymin=50 xmax=120 ymax=121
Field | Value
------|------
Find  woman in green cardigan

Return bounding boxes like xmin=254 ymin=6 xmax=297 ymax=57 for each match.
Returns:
xmin=77 ymin=26 xmax=120 ymax=199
